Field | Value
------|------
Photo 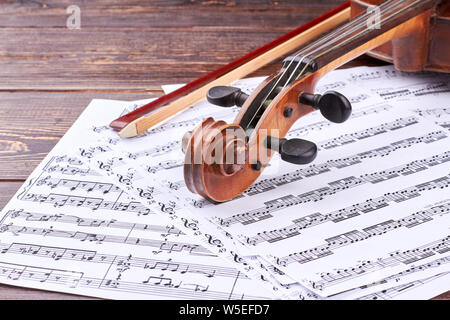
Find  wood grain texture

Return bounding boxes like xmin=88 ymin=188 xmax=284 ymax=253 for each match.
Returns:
xmin=0 ymin=0 xmax=447 ymax=300
xmin=0 ymin=92 xmax=158 ymax=180
xmin=0 ymin=0 xmax=376 ymax=90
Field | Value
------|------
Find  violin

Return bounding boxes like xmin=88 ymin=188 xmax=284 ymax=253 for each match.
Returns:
xmin=182 ymin=0 xmax=450 ymax=202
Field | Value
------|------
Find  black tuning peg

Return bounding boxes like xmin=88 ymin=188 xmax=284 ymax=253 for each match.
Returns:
xmin=207 ymin=86 xmax=249 ymax=108
xmin=299 ymin=90 xmax=352 ymax=123
xmin=265 ymin=136 xmax=317 ymax=165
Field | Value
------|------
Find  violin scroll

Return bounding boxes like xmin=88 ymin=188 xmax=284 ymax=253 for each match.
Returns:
xmin=183 ymin=117 xmax=249 ymax=202
xmin=182 ymin=81 xmax=352 ymax=202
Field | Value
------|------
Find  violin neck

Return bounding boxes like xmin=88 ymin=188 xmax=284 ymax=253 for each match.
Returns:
xmin=302 ymin=0 xmax=437 ymax=73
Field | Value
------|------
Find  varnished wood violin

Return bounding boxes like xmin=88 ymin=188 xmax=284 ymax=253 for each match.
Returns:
xmin=181 ymin=0 xmax=450 ymax=202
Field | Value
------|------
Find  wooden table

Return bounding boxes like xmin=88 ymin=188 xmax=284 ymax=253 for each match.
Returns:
xmin=0 ymin=0 xmax=447 ymax=300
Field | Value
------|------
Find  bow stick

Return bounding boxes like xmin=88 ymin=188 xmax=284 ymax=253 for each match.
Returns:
xmin=110 ymin=2 xmax=351 ymax=138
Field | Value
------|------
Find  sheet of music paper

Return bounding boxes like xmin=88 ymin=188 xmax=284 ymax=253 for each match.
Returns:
xmin=0 ymin=65 xmax=449 ymax=299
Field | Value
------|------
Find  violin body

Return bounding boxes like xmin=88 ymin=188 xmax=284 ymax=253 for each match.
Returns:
xmin=183 ymin=0 xmax=450 ymax=203
xmin=354 ymin=0 xmax=450 ymax=72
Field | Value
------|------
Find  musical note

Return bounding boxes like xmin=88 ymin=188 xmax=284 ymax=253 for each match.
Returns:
xmin=242 ymin=130 xmax=446 ymax=198
xmin=128 ymin=141 xmax=180 ymax=159
xmin=247 ymin=199 xmax=450 ymax=246
xmin=287 ymin=104 xmax=393 ymax=138
xmin=5 ymin=210 xmax=182 ymax=235
xmin=222 ymin=154 xmax=450 ymax=227
xmin=274 ymin=204 xmax=450 ymax=266
xmin=357 ymin=272 xmax=450 ymax=300
xmin=0 ymin=261 xmax=266 ymax=300
xmin=3 ymin=66 xmax=450 ymax=300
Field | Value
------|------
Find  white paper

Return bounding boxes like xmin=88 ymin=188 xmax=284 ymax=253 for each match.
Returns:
xmin=80 ymin=66 xmax=450 ymax=299
xmin=1 ymin=65 xmax=448 ymax=300
xmin=0 ymin=99 xmax=280 ymax=300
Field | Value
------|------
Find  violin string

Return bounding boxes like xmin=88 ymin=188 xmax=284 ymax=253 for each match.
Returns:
xmin=246 ymin=0 xmax=401 ymax=128
xmin=283 ymin=1 xmax=401 ymax=83
xmin=310 ymin=0 xmax=423 ymax=69
xmin=298 ymin=0 xmax=400 ymax=59
xmin=287 ymin=0 xmax=410 ymax=84
xmin=290 ymin=0 xmax=422 ymax=84
xmin=246 ymin=0 xmax=402 ymax=129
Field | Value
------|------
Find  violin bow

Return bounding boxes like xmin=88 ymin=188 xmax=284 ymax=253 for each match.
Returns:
xmin=110 ymin=2 xmax=351 ymax=138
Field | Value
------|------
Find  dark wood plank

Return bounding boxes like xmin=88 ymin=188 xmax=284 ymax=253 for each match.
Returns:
xmin=0 ymin=92 xmax=159 ymax=180
xmin=0 ymin=0 xmax=345 ymax=29
xmin=0 ymin=0 xmax=347 ymax=90
xmin=435 ymin=292 xmax=450 ymax=300
xmin=0 ymin=29 xmax=291 ymax=90
xmin=0 ymin=2 xmax=345 ymax=28
xmin=0 ymin=29 xmax=319 ymax=90
xmin=0 ymin=283 xmax=94 ymax=300
xmin=0 ymin=182 xmax=22 ymax=210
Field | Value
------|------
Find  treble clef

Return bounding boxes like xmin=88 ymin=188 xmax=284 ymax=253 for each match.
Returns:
xmin=159 ymin=202 xmax=175 ymax=215
xmin=137 ymin=187 xmax=153 ymax=200
xmin=205 ymin=234 xmax=223 ymax=248
xmin=79 ymin=148 xmax=93 ymax=159
xmin=117 ymin=174 xmax=131 ymax=186
xmin=181 ymin=218 xmax=199 ymax=231
xmin=230 ymin=251 xmax=246 ymax=265
xmin=275 ymin=257 xmax=287 ymax=267
xmin=98 ymin=161 xmax=111 ymax=172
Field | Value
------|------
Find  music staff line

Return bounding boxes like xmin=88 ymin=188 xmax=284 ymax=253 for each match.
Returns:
xmin=376 ymin=82 xmax=450 ymax=100
xmin=286 ymin=104 xmax=393 ymax=138
xmin=246 ymin=195 xmax=450 ymax=246
xmin=242 ymin=130 xmax=446 ymax=198
xmin=413 ymin=107 xmax=450 ymax=118
xmin=128 ymin=141 xmax=180 ymax=160
xmin=46 ymin=164 xmax=100 ymax=177
xmin=78 ymin=146 xmax=113 ymax=160
xmin=318 ymin=116 xmax=418 ymax=150
xmin=4 ymin=209 xmax=183 ymax=236
xmin=332 ymin=255 xmax=450 ymax=298
xmin=53 ymin=155 xmax=84 ymax=166
xmin=145 ymin=160 xmax=184 ymax=175
xmin=20 ymin=192 xmax=154 ymax=215
xmin=146 ymin=108 xmax=239 ymax=135
xmin=95 ymin=157 xmax=128 ymax=173
xmin=347 ymin=68 xmax=432 ymax=82
xmin=221 ymin=150 xmax=450 ymax=227
xmin=301 ymin=236 xmax=450 ymax=291
xmin=275 ymin=201 xmax=450 ymax=266
xmin=0 ymin=223 xmax=211 ymax=256
xmin=0 ymin=261 xmax=260 ymax=300
xmin=357 ymin=272 xmax=449 ymax=300
xmin=36 ymin=176 xmax=122 ymax=195
xmin=440 ymin=122 xmax=450 ymax=130
xmin=0 ymin=242 xmax=245 ymax=279
xmin=316 ymin=80 xmax=347 ymax=93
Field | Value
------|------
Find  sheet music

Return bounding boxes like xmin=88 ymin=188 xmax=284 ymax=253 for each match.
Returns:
xmin=1 ymin=65 xmax=448 ymax=300
xmin=0 ymin=99 xmax=284 ymax=300
xmin=357 ymin=273 xmax=450 ymax=300
xmin=71 ymin=98 xmax=319 ymax=300
xmin=75 ymin=65 xmax=450 ymax=299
